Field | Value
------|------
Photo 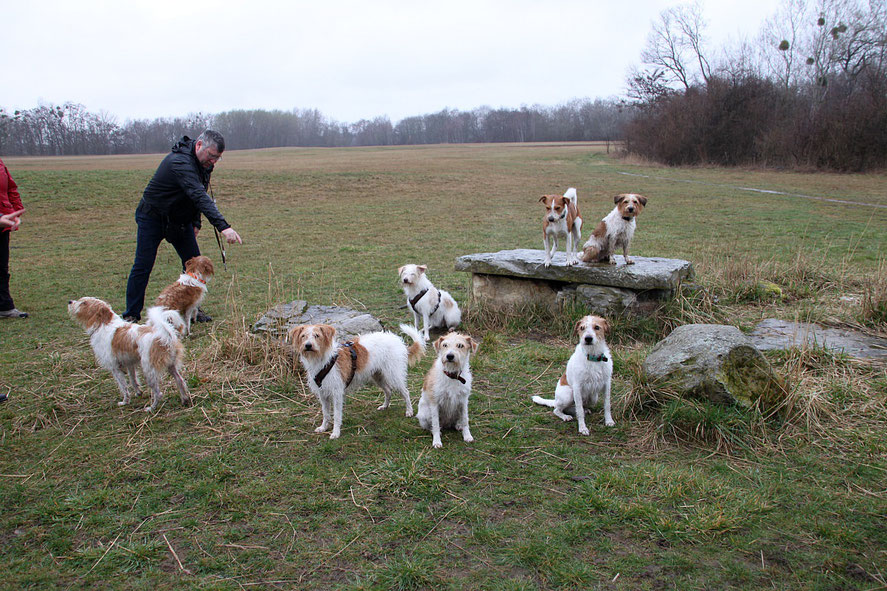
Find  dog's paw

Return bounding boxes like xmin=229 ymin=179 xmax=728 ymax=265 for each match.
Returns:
xmin=625 ymin=258 xmax=635 ymax=265
xmin=560 ymin=415 xmax=573 ymax=422
xmin=463 ymin=434 xmax=474 ymax=443
xmin=314 ymin=425 xmax=328 ymax=433
xmin=605 ymin=419 xmax=616 ymax=427
xmin=543 ymin=260 xmax=551 ymax=268
xmin=181 ymin=397 xmax=192 ymax=407
xmin=376 ymin=403 xmax=389 ymax=411
xmin=579 ymin=427 xmax=590 ymax=436
xmin=329 ymin=432 xmax=340 ymax=440
xmin=118 ymin=401 xmax=127 ymax=407
xmin=143 ymin=405 xmax=155 ymax=413
xmin=432 ymin=440 xmax=443 ymax=449
xmin=404 ymin=407 xmax=414 ymax=417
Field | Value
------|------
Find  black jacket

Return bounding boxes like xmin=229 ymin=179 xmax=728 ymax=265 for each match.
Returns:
xmin=138 ymin=136 xmax=230 ymax=231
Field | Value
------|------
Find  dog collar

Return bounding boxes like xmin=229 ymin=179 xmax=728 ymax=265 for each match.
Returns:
xmin=186 ymin=271 xmax=206 ymax=284
xmin=621 ymin=216 xmax=633 ymax=222
xmin=444 ymin=370 xmax=466 ymax=384
xmin=587 ymin=354 xmax=608 ymax=362
xmin=408 ymin=288 xmax=441 ymax=316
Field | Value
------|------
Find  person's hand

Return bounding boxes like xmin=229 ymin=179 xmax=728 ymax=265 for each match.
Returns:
xmin=221 ymin=227 xmax=242 ymax=244
xmin=0 ymin=209 xmax=24 ymax=230
xmin=194 ymin=226 xmax=200 ymax=238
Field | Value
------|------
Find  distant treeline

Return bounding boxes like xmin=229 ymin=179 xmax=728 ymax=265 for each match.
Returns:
xmin=0 ymin=99 xmax=630 ymax=157
xmin=625 ymin=0 xmax=887 ymax=171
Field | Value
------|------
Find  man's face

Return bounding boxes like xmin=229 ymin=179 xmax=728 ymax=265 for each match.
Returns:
xmin=195 ymin=140 xmax=222 ymax=168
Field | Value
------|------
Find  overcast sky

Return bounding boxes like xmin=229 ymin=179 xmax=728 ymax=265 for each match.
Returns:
xmin=4 ymin=0 xmax=779 ymax=124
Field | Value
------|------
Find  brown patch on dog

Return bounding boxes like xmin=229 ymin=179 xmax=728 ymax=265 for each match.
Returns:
xmin=149 ymin=340 xmax=170 ymax=371
xmin=540 ymin=194 xmax=581 ymax=233
xmin=73 ymin=298 xmax=115 ymax=330
xmin=111 ymin=326 xmax=138 ymax=358
xmin=443 ymin=298 xmax=453 ymax=309
xmin=581 ymin=219 xmax=612 ymax=263
xmin=155 ymin=284 xmax=204 ymax=313
xmin=422 ymin=369 xmax=438 ymax=403
xmin=559 ymin=373 xmax=569 ymax=387
xmin=336 ymin=337 xmax=368 ymax=380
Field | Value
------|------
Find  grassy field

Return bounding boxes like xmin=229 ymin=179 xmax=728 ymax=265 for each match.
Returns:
xmin=1 ymin=143 xmax=885 ymax=590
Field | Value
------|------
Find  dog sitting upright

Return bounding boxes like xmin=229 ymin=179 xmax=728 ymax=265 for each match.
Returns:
xmin=416 ymin=331 xmax=478 ymax=448
xmin=155 ymin=255 xmax=214 ymax=335
xmin=532 ymin=315 xmax=614 ymax=434
xmin=68 ymin=297 xmax=191 ymax=412
xmin=581 ymin=193 xmax=647 ymax=265
xmin=288 ymin=323 xmax=425 ymax=439
xmin=540 ymin=187 xmax=582 ymax=267
xmin=398 ymin=264 xmax=461 ymax=340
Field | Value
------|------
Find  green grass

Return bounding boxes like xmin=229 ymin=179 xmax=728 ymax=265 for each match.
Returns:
xmin=1 ymin=143 xmax=885 ymax=589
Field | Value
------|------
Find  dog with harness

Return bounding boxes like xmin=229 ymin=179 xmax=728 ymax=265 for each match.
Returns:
xmin=398 ymin=264 xmax=461 ymax=340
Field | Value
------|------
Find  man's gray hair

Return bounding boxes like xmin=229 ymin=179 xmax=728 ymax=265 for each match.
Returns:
xmin=197 ymin=130 xmax=225 ymax=153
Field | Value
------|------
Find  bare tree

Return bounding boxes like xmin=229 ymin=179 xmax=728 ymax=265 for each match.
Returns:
xmin=640 ymin=2 xmax=712 ymax=91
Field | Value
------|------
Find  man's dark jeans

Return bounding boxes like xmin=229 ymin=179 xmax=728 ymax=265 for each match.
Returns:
xmin=0 ymin=230 xmax=14 ymax=312
xmin=124 ymin=209 xmax=200 ymax=321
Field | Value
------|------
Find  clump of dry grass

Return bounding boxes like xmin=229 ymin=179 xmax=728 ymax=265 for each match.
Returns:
xmin=860 ymin=259 xmax=887 ymax=327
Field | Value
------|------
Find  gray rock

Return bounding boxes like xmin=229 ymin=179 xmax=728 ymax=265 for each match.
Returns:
xmin=455 ymin=249 xmax=694 ymax=291
xmin=472 ymin=274 xmax=560 ymax=313
xmin=749 ymin=318 xmax=887 ymax=362
xmin=644 ymin=324 xmax=784 ymax=409
xmin=252 ymin=300 xmax=383 ymax=341
xmin=573 ymin=284 xmax=639 ymax=315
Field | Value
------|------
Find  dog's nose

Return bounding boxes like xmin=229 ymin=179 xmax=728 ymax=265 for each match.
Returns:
xmin=627 ymin=206 xmax=634 ymax=213
xmin=304 ymin=343 xmax=313 ymax=351
xmin=548 ymin=216 xmax=555 ymax=222
xmin=68 ymin=300 xmax=73 ymax=304
xmin=584 ymin=336 xmax=594 ymax=344
xmin=446 ymin=353 xmax=455 ymax=361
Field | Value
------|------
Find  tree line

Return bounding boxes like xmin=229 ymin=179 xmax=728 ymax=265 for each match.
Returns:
xmin=0 ymin=99 xmax=630 ymax=157
xmin=625 ymin=0 xmax=887 ymax=171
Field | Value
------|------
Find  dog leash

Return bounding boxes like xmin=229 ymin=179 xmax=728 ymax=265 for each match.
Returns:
xmin=207 ymin=181 xmax=227 ymax=271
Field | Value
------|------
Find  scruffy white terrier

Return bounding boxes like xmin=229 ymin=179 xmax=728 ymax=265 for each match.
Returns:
xmin=532 ymin=315 xmax=614 ymax=434
xmin=288 ymin=323 xmax=424 ymax=439
xmin=416 ymin=331 xmax=478 ymax=448
xmin=398 ymin=264 xmax=461 ymax=340
xmin=68 ymin=297 xmax=190 ymax=412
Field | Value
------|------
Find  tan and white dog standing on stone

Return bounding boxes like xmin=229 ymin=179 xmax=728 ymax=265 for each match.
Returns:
xmin=540 ymin=187 xmax=582 ymax=267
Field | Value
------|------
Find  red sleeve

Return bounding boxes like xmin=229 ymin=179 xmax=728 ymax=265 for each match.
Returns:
xmin=1 ymin=161 xmax=23 ymax=211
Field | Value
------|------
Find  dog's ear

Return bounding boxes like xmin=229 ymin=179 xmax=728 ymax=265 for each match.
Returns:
xmin=417 ymin=265 xmax=427 ymax=274
xmin=539 ymin=195 xmax=547 ymax=203
xmin=319 ymin=325 xmax=336 ymax=346
xmin=433 ymin=336 xmax=446 ymax=352
xmin=637 ymin=194 xmax=648 ymax=207
xmin=573 ymin=318 xmax=584 ymax=336
xmin=467 ymin=336 xmax=479 ymax=354
xmin=184 ymin=257 xmax=198 ymax=272
xmin=614 ymin=194 xmax=625 ymax=205
xmin=598 ymin=318 xmax=611 ymax=336
xmin=201 ymin=256 xmax=215 ymax=276
xmin=397 ymin=265 xmax=405 ymax=276
xmin=287 ymin=325 xmax=304 ymax=345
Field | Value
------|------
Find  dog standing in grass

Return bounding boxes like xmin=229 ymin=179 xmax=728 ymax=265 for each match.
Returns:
xmin=416 ymin=331 xmax=479 ymax=448
xmin=540 ymin=187 xmax=582 ymax=267
xmin=398 ymin=264 xmax=461 ymax=340
xmin=155 ymin=255 xmax=214 ymax=335
xmin=68 ymin=297 xmax=191 ymax=412
xmin=289 ymin=323 xmax=425 ymax=439
xmin=532 ymin=315 xmax=614 ymax=434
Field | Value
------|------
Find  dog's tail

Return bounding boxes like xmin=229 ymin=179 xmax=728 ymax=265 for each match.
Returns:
xmin=532 ymin=395 xmax=557 ymax=408
xmin=146 ymin=306 xmax=185 ymax=344
xmin=564 ymin=187 xmax=577 ymax=204
xmin=399 ymin=324 xmax=426 ymax=366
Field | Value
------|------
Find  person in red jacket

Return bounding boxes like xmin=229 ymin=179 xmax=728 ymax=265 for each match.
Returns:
xmin=0 ymin=157 xmax=27 ymax=319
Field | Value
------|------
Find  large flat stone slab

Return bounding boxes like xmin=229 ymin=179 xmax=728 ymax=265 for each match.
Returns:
xmin=455 ymin=249 xmax=694 ymax=291
xmin=252 ymin=300 xmax=383 ymax=341
xmin=749 ymin=319 xmax=887 ymax=362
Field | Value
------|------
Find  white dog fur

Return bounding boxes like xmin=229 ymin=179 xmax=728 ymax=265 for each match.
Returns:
xmin=68 ymin=297 xmax=190 ymax=412
xmin=416 ymin=331 xmax=478 ymax=448
xmin=289 ymin=322 xmax=425 ymax=439
xmin=540 ymin=187 xmax=582 ymax=267
xmin=398 ymin=264 xmax=461 ymax=340
xmin=532 ymin=315 xmax=614 ymax=434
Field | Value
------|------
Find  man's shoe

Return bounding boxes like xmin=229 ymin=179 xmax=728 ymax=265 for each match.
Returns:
xmin=0 ymin=393 xmax=8 ymax=403
xmin=122 ymin=315 xmax=139 ymax=323
xmin=0 ymin=308 xmax=28 ymax=318
xmin=194 ymin=309 xmax=213 ymax=323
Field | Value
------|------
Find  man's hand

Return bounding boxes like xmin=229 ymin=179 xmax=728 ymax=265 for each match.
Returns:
xmin=0 ymin=209 xmax=24 ymax=230
xmin=194 ymin=226 xmax=200 ymax=238
xmin=221 ymin=227 xmax=242 ymax=244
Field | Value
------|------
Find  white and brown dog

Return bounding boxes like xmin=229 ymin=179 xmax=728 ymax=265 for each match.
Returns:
xmin=532 ymin=315 xmax=614 ymax=434
xmin=416 ymin=331 xmax=478 ymax=448
xmin=288 ymin=323 xmax=425 ymax=439
xmin=540 ymin=187 xmax=582 ymax=267
xmin=155 ymin=255 xmax=214 ymax=335
xmin=581 ymin=193 xmax=647 ymax=265
xmin=68 ymin=297 xmax=190 ymax=412
xmin=398 ymin=264 xmax=461 ymax=340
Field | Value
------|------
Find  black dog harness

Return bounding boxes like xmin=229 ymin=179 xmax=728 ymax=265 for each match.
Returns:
xmin=313 ymin=342 xmax=359 ymax=388
xmin=408 ymin=288 xmax=441 ymax=317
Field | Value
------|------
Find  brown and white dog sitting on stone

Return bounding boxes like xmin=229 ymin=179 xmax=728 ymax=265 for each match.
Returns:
xmin=288 ymin=323 xmax=424 ymax=439
xmin=540 ymin=187 xmax=582 ymax=267
xmin=581 ymin=193 xmax=647 ymax=265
